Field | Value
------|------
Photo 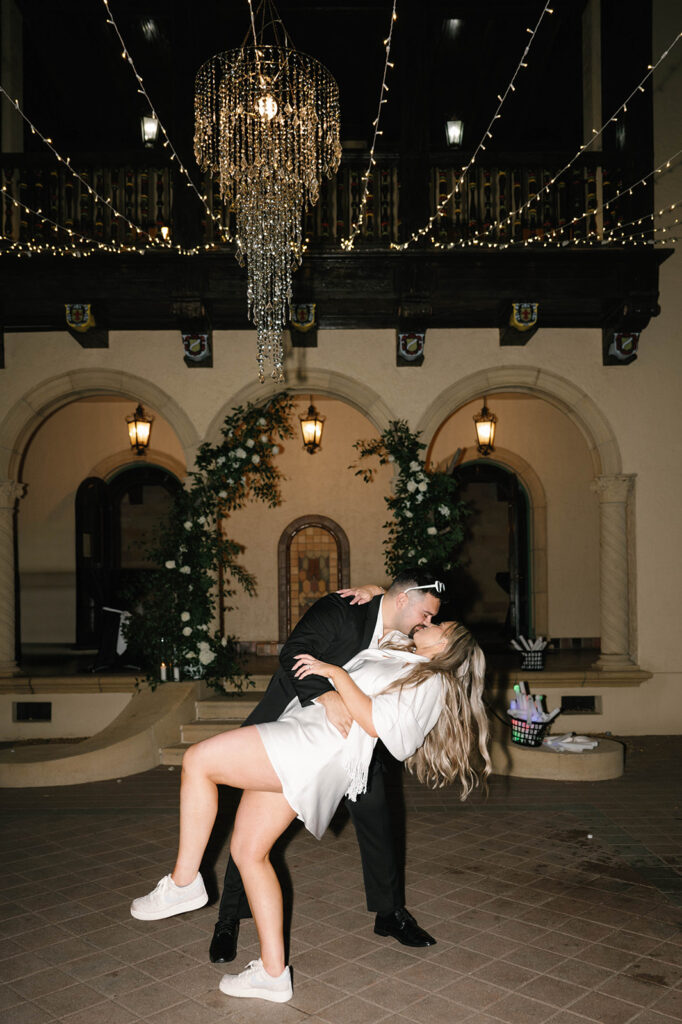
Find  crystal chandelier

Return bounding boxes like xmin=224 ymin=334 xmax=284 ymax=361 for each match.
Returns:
xmin=194 ymin=4 xmax=341 ymax=382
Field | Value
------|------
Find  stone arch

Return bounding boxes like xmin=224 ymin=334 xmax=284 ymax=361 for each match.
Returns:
xmin=203 ymin=370 xmax=396 ymax=447
xmin=0 ymin=368 xmax=200 ymax=481
xmin=419 ymin=366 xmax=622 ymax=477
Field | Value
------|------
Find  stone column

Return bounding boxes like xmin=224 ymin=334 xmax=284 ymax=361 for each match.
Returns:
xmin=591 ymin=474 xmax=636 ymax=669
xmin=0 ymin=481 xmax=23 ymax=676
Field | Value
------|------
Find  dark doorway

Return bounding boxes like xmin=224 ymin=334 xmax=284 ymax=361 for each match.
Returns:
xmin=447 ymin=461 xmax=530 ymax=648
xmin=75 ymin=465 xmax=181 ymax=647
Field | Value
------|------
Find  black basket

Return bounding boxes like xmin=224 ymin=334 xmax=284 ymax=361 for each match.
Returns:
xmin=520 ymin=650 xmax=544 ymax=671
xmin=509 ymin=717 xmax=549 ymax=747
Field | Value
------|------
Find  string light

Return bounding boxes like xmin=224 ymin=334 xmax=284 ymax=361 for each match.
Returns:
xmin=341 ymin=0 xmax=397 ymax=251
xmin=0 ymin=85 xmax=161 ymax=248
xmin=501 ymin=150 xmax=682 ymax=250
xmin=99 ymin=0 xmax=231 ymax=242
xmin=391 ymin=0 xmax=554 ymax=251
xmin=479 ymin=28 xmax=682 ymax=242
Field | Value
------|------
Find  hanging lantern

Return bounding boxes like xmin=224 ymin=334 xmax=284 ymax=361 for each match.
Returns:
xmin=474 ymin=398 xmax=497 ymax=456
xmin=126 ymin=403 xmax=154 ymax=456
xmin=299 ymin=398 xmax=325 ymax=454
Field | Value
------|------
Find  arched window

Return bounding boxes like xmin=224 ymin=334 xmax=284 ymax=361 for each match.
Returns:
xmin=278 ymin=516 xmax=350 ymax=641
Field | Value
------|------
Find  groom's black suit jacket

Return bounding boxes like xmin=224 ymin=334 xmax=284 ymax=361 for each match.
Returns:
xmin=244 ymin=593 xmax=382 ymax=727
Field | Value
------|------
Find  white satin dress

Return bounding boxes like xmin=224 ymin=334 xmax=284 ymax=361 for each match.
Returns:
xmin=256 ymin=647 xmax=444 ymax=840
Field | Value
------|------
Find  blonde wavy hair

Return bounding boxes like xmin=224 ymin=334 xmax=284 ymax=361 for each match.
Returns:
xmin=384 ymin=622 xmax=491 ymax=798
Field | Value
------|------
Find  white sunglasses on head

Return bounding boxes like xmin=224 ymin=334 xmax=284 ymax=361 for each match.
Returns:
xmin=404 ymin=581 xmax=445 ymax=594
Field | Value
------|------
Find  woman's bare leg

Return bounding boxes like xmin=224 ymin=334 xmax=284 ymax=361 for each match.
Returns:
xmin=172 ymin=726 xmax=282 ymax=886
xmin=229 ymin=790 xmax=297 ymax=976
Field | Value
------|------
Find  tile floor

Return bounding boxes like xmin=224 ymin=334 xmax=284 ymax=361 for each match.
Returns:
xmin=0 ymin=736 xmax=680 ymax=1024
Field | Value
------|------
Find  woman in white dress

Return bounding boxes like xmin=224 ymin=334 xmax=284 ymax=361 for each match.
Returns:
xmin=130 ymin=620 xmax=490 ymax=1003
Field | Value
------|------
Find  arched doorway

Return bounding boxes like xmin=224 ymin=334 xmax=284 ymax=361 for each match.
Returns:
xmin=277 ymin=516 xmax=350 ymax=641
xmin=449 ymin=461 xmax=530 ymax=647
xmin=75 ymin=465 xmax=181 ymax=646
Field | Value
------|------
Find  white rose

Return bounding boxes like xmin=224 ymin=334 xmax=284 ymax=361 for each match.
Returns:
xmin=260 ymin=434 xmax=269 ymax=443
xmin=409 ymin=461 xmax=421 ymax=472
xmin=418 ymin=557 xmax=427 ymax=565
xmin=257 ymin=417 xmax=266 ymax=426
xmin=165 ymin=560 xmax=176 ymax=569
xmin=235 ymin=447 xmax=246 ymax=459
xmin=418 ymin=481 xmax=428 ymax=492
xmin=438 ymin=505 xmax=450 ymax=517
xmin=251 ymin=454 xmax=260 ymax=465
xmin=217 ymin=456 xmax=226 ymax=466
xmin=404 ymin=510 xmax=413 ymax=519
xmin=181 ymin=611 xmax=190 ymax=622
xmin=427 ymin=526 xmax=437 ymax=535
xmin=186 ymin=651 xmax=196 ymax=659
xmin=198 ymin=516 xmax=207 ymax=525
xmin=182 ymin=626 xmax=192 ymax=636
xmin=183 ymin=521 xmax=192 ymax=531
xmin=198 ymin=642 xmax=216 ymax=666
xmin=180 ymin=566 xmax=191 ymax=575
xmin=406 ymin=480 xmax=417 ymax=493
xmin=246 ymin=438 xmax=255 ymax=448
xmin=387 ymin=454 xmax=395 ymax=462
xmin=219 ymin=490 xmax=227 ymax=499
xmin=416 ymin=493 xmax=424 ymax=503
xmin=271 ymin=445 xmax=280 ymax=454
xmin=221 ymin=636 xmax=228 ymax=647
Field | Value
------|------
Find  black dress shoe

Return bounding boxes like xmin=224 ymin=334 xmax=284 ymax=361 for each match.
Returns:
xmin=209 ymin=917 xmax=240 ymax=963
xmin=374 ymin=908 xmax=436 ymax=947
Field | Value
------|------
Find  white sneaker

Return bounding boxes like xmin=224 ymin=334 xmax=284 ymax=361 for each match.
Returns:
xmin=219 ymin=959 xmax=293 ymax=1003
xmin=130 ymin=873 xmax=208 ymax=921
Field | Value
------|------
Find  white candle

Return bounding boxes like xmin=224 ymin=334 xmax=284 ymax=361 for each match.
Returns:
xmin=173 ymin=666 xmax=180 ymax=681
xmin=160 ymin=662 xmax=167 ymax=681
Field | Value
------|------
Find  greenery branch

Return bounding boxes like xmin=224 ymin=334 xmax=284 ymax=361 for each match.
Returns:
xmin=351 ymin=419 xmax=468 ymax=578
xmin=124 ymin=392 xmax=294 ymax=691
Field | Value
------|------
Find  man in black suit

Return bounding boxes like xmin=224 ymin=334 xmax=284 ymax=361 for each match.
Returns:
xmin=209 ymin=567 xmax=443 ymax=963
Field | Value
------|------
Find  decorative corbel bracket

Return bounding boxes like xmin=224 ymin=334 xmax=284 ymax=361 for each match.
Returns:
xmin=499 ymin=301 xmax=539 ymax=346
xmin=397 ymin=297 xmax=431 ymax=367
xmin=602 ymin=293 xmax=660 ymax=366
xmin=172 ymin=298 xmax=213 ymax=368
xmin=65 ymin=302 xmax=109 ymax=348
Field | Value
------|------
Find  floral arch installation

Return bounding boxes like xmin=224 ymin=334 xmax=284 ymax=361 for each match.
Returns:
xmin=278 ymin=515 xmax=350 ymax=642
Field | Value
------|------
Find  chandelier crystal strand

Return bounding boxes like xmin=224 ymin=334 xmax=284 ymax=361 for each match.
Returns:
xmin=195 ymin=45 xmax=341 ymax=381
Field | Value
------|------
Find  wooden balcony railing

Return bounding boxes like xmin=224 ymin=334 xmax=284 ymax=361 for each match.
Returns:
xmin=0 ymin=151 xmax=652 ymax=252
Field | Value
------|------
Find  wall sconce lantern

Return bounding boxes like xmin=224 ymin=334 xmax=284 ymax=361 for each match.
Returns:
xmin=445 ymin=119 xmax=464 ymax=147
xmin=140 ymin=114 xmax=159 ymax=147
xmin=299 ymin=397 xmax=325 ymax=454
xmin=474 ymin=397 xmax=497 ymax=456
xmin=126 ymin=403 xmax=154 ymax=456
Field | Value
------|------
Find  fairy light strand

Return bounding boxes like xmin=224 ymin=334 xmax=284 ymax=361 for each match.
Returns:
xmin=391 ymin=0 xmax=555 ymax=251
xmin=0 ymin=84 xmax=162 ymax=248
xmin=479 ymin=28 xmax=682 ymax=242
xmin=341 ymin=0 xmax=398 ymax=251
xmin=100 ymin=0 xmax=231 ymax=242
xmin=499 ymin=149 xmax=682 ymax=250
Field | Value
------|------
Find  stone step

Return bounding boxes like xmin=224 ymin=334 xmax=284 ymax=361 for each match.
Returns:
xmin=180 ymin=720 xmax=241 ymax=743
xmin=159 ymin=745 xmax=189 ymax=766
xmin=195 ymin=695 xmax=266 ymax=721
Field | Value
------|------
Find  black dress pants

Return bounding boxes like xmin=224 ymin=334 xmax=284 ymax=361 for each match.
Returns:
xmin=218 ymin=748 xmax=404 ymax=921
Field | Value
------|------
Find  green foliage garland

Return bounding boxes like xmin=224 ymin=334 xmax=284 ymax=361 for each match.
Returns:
xmin=124 ymin=392 xmax=294 ymax=691
xmin=352 ymin=420 xmax=467 ymax=577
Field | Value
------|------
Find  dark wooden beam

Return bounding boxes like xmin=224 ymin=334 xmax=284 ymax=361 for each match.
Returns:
xmin=0 ymin=248 xmax=671 ymax=341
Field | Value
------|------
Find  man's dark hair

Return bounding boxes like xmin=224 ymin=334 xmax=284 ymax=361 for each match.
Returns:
xmin=387 ymin=567 xmax=443 ymax=598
